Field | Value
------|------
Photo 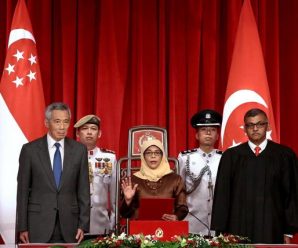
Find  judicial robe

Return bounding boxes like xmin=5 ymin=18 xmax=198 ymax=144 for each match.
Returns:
xmin=211 ymin=140 xmax=298 ymax=244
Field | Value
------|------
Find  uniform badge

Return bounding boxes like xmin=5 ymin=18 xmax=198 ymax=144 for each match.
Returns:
xmin=95 ymin=157 xmax=112 ymax=175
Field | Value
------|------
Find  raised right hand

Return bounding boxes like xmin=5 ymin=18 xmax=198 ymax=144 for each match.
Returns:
xmin=121 ymin=176 xmax=138 ymax=205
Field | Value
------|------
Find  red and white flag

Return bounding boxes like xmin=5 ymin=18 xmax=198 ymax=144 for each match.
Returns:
xmin=0 ymin=0 xmax=45 ymax=243
xmin=220 ymin=0 xmax=279 ymax=150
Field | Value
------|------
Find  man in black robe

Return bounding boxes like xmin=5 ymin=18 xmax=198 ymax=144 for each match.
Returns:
xmin=211 ymin=108 xmax=298 ymax=244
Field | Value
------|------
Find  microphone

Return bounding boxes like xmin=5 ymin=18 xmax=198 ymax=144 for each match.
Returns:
xmin=188 ymin=211 xmax=211 ymax=237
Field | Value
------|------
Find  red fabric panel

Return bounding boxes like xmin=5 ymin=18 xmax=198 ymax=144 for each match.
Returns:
xmin=1 ymin=0 xmax=298 ymax=156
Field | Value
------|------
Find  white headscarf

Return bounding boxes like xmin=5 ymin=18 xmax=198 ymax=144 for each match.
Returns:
xmin=134 ymin=139 xmax=173 ymax=182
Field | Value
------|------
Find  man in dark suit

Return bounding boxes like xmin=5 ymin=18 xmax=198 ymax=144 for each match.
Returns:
xmin=16 ymin=102 xmax=90 ymax=243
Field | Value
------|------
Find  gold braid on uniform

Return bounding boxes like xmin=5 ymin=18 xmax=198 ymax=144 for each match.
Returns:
xmin=185 ymin=154 xmax=210 ymax=195
xmin=88 ymin=161 xmax=94 ymax=183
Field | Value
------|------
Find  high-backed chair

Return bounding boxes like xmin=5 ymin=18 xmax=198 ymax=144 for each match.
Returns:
xmin=114 ymin=125 xmax=179 ymax=234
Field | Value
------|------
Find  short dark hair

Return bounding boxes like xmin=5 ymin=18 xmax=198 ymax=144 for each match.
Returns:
xmin=244 ymin=108 xmax=268 ymax=123
xmin=45 ymin=102 xmax=71 ymax=121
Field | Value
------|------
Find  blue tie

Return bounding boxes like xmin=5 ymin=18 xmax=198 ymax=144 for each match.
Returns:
xmin=53 ymin=143 xmax=62 ymax=188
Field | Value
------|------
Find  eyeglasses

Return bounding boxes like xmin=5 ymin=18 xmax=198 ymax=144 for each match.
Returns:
xmin=245 ymin=122 xmax=268 ymax=129
xmin=144 ymin=151 xmax=163 ymax=157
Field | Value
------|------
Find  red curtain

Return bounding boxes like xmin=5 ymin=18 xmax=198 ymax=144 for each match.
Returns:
xmin=1 ymin=0 xmax=298 ymax=157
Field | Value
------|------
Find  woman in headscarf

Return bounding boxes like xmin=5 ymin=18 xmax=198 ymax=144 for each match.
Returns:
xmin=120 ymin=139 xmax=188 ymax=221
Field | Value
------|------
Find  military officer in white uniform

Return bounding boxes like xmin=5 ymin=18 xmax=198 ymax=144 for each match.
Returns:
xmin=75 ymin=115 xmax=117 ymax=235
xmin=178 ymin=109 xmax=222 ymax=236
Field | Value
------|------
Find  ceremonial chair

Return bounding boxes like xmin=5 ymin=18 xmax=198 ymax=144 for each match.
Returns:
xmin=114 ymin=125 xmax=180 ymax=236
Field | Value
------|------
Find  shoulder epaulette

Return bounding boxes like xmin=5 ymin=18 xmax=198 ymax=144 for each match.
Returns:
xmin=181 ymin=148 xmax=197 ymax=155
xmin=216 ymin=149 xmax=222 ymax=154
xmin=100 ymin=148 xmax=115 ymax=154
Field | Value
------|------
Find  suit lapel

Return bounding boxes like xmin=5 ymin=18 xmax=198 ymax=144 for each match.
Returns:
xmin=38 ymin=136 xmax=57 ymax=190
xmin=59 ymin=138 xmax=74 ymax=190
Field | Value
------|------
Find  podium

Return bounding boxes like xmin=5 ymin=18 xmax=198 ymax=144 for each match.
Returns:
xmin=129 ymin=220 xmax=188 ymax=241
xmin=292 ymin=234 xmax=298 ymax=244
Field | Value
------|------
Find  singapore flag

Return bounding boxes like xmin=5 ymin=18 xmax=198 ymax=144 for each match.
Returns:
xmin=220 ymin=0 xmax=279 ymax=151
xmin=0 ymin=0 xmax=45 ymax=243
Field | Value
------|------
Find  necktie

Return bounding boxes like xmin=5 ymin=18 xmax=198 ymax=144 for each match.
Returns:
xmin=254 ymin=146 xmax=261 ymax=156
xmin=53 ymin=143 xmax=62 ymax=187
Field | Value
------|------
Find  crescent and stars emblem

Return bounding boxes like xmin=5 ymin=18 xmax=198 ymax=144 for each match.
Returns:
xmin=3 ymin=28 xmax=38 ymax=89
xmin=221 ymin=89 xmax=272 ymax=148
xmin=8 ymin=28 xmax=35 ymax=48
xmin=137 ymin=133 xmax=156 ymax=153
xmin=155 ymin=227 xmax=164 ymax=238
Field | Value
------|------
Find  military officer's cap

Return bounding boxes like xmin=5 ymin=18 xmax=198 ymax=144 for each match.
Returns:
xmin=74 ymin=114 xmax=101 ymax=128
xmin=191 ymin=109 xmax=222 ymax=128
